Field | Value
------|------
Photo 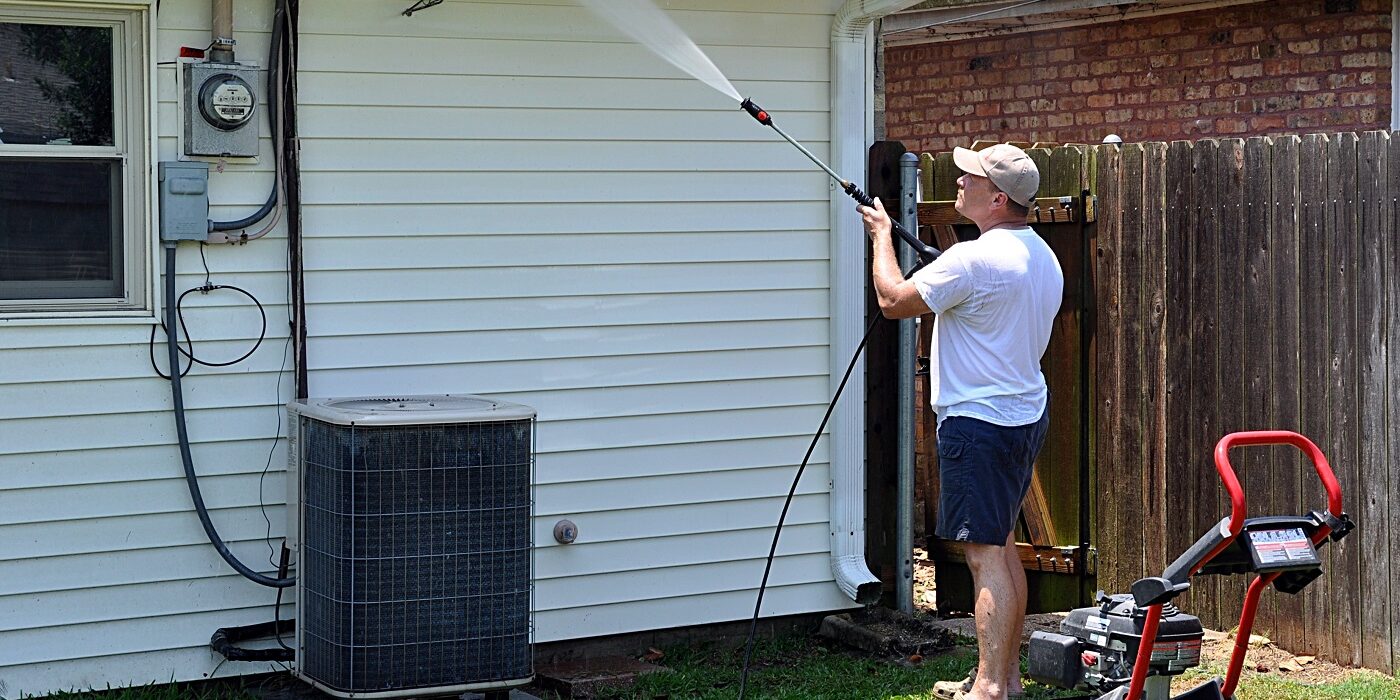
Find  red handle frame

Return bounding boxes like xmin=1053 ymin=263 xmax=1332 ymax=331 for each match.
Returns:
xmin=1126 ymin=430 xmax=1345 ymax=700
xmin=1213 ymin=430 xmax=1345 ymax=535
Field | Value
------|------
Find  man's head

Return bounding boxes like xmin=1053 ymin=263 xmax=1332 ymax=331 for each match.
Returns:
xmin=952 ymin=144 xmax=1039 ymax=226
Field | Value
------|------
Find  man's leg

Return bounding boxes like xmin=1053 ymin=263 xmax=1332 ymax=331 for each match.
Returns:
xmin=1002 ymin=531 xmax=1027 ymax=694
xmin=964 ymin=540 xmax=1020 ymax=700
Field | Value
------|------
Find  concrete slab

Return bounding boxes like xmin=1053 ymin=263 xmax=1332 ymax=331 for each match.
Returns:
xmin=818 ymin=608 xmax=1067 ymax=657
xmin=534 ymin=656 xmax=664 ymax=699
xmin=818 ymin=607 xmax=959 ymax=656
xmin=461 ymin=690 xmax=542 ymax=700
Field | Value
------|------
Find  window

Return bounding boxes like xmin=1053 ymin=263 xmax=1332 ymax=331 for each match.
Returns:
xmin=0 ymin=4 xmax=149 ymax=314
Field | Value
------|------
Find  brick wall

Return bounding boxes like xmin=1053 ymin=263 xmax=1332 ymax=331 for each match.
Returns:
xmin=884 ymin=0 xmax=1393 ymax=153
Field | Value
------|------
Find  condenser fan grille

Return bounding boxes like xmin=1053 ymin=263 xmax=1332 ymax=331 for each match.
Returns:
xmin=298 ymin=417 xmax=533 ymax=693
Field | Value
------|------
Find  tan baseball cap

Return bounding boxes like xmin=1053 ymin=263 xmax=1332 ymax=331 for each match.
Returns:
xmin=952 ymin=144 xmax=1040 ymax=208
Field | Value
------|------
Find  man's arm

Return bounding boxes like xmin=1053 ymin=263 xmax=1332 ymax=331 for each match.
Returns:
xmin=860 ymin=198 xmax=931 ymax=320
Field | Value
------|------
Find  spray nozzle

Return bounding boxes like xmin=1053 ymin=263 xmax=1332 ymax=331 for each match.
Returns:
xmin=741 ymin=98 xmax=772 ymax=126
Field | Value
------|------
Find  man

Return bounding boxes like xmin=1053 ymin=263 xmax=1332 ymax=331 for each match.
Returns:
xmin=858 ymin=144 xmax=1063 ymax=700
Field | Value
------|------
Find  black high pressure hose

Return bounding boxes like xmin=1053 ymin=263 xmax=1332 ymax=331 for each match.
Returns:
xmin=734 ymin=98 xmax=941 ymax=699
xmin=165 ymin=243 xmax=293 ymax=589
xmin=735 ymin=259 xmax=931 ymax=700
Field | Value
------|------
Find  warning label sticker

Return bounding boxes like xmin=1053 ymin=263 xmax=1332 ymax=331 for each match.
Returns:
xmin=1249 ymin=528 xmax=1316 ymax=565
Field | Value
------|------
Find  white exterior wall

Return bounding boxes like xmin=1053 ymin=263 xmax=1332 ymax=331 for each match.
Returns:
xmin=0 ymin=0 xmax=856 ymax=695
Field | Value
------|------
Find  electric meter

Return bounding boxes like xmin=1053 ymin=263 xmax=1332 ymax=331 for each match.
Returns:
xmin=183 ymin=61 xmax=261 ymax=158
xmin=199 ymin=74 xmax=256 ymax=130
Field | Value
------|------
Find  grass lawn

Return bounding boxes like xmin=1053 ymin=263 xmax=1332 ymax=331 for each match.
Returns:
xmin=25 ymin=633 xmax=1400 ymax=700
xmin=577 ymin=633 xmax=1400 ymax=700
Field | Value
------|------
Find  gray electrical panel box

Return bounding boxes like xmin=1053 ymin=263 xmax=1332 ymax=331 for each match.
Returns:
xmin=183 ymin=61 xmax=261 ymax=158
xmin=159 ymin=161 xmax=210 ymax=242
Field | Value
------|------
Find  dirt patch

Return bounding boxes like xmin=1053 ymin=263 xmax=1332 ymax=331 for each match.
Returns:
xmin=1191 ymin=629 xmax=1353 ymax=686
xmin=914 ymin=547 xmax=939 ymax=610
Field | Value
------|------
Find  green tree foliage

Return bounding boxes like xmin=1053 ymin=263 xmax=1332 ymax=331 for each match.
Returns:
xmin=18 ymin=23 xmax=114 ymax=146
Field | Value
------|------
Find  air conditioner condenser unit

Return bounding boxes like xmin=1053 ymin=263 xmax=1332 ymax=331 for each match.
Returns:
xmin=286 ymin=395 xmax=535 ymax=698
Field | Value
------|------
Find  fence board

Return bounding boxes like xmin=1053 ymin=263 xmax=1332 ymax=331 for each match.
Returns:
xmin=1214 ymin=139 xmax=1249 ymax=630
xmin=1327 ymin=133 xmax=1361 ymax=666
xmin=1039 ymin=147 xmax=1087 ymax=548
xmin=1389 ymin=132 xmax=1400 ymax=675
xmin=1028 ymin=148 xmax=1052 ymax=195
xmin=932 ymin=152 xmax=958 ymax=201
xmin=919 ymin=153 xmax=935 ymax=202
xmin=1356 ymin=131 xmax=1391 ymax=673
xmin=1268 ymin=135 xmax=1306 ymax=653
xmin=1188 ymin=138 xmax=1222 ymax=626
xmin=1298 ymin=133 xmax=1331 ymax=657
xmin=1141 ymin=142 xmax=1168 ymax=579
xmin=1241 ymin=136 xmax=1275 ymax=637
xmin=1094 ymin=143 xmax=1125 ymax=595
xmin=1163 ymin=141 xmax=1195 ymax=594
xmin=1118 ymin=144 xmax=1147 ymax=582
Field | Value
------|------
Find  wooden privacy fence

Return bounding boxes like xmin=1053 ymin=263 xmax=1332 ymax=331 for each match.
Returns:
xmin=1095 ymin=132 xmax=1400 ymax=672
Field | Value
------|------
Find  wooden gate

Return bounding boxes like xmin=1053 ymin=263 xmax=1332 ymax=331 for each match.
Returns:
xmin=906 ymin=143 xmax=1097 ymax=613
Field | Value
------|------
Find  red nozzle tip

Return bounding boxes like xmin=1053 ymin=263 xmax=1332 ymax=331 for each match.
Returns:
xmin=741 ymin=98 xmax=774 ymax=126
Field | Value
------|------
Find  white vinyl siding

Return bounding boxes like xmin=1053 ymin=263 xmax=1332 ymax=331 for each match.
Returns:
xmin=0 ymin=0 xmax=850 ymax=695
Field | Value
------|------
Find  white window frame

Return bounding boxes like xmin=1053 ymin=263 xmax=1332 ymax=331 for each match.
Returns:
xmin=0 ymin=1 xmax=154 ymax=320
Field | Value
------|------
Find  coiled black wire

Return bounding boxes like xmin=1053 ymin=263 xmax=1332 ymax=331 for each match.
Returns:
xmin=148 ymin=282 xmax=266 ymax=377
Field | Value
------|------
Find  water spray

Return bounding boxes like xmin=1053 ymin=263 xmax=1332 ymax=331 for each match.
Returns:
xmin=740 ymin=98 xmax=940 ymax=265
xmin=572 ymin=5 xmax=945 ymax=696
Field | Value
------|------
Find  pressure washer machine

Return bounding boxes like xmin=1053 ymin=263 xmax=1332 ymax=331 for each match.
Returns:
xmin=1027 ymin=431 xmax=1354 ymax=700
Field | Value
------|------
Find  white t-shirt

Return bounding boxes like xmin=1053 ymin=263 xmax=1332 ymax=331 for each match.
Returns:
xmin=911 ymin=226 xmax=1064 ymax=427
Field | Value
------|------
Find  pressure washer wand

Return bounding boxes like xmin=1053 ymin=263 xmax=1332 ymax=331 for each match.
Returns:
xmin=741 ymin=98 xmax=940 ymax=264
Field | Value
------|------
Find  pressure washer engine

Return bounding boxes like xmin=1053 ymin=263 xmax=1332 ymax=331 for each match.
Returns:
xmin=1031 ymin=595 xmax=1206 ymax=698
xmin=1027 ymin=431 xmax=1354 ymax=700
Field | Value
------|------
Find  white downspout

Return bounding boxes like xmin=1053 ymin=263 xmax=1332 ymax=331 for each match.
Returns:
xmin=828 ymin=0 xmax=926 ymax=604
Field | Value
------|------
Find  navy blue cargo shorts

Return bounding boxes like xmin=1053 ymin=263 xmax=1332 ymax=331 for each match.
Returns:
xmin=935 ymin=411 xmax=1050 ymax=546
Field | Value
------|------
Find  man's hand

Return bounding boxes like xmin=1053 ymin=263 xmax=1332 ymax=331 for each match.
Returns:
xmin=859 ymin=197 xmax=892 ymax=241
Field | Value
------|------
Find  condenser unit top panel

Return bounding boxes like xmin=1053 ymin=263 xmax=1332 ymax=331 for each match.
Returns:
xmin=289 ymin=394 xmax=535 ymax=426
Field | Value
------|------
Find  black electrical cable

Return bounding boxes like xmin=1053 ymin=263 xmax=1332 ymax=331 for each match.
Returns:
xmin=736 ymin=255 xmax=931 ymax=700
xmin=149 ymin=324 xmax=195 ymax=379
xmin=164 ymin=242 xmax=294 ymax=589
xmin=172 ymin=285 xmax=266 ymax=366
xmin=148 ymin=282 xmax=266 ymax=377
xmin=273 ymin=544 xmax=294 ymax=651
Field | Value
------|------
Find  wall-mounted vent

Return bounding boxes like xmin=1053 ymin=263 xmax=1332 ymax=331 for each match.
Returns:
xmin=286 ymin=395 xmax=535 ymax=698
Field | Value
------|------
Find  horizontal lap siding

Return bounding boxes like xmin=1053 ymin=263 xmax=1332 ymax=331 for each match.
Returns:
xmin=0 ymin=0 xmax=847 ymax=694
